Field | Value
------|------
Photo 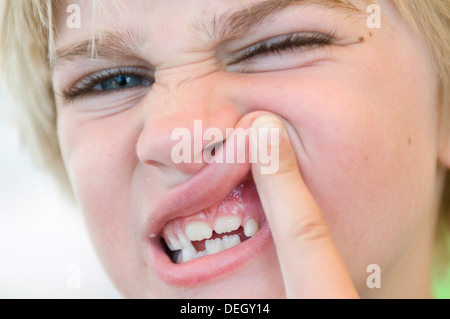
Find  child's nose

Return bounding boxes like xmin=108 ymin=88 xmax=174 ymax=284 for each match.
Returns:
xmin=135 ymin=78 xmax=241 ymax=176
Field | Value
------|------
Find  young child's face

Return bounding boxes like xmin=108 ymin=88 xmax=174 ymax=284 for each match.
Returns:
xmin=53 ymin=0 xmax=444 ymax=298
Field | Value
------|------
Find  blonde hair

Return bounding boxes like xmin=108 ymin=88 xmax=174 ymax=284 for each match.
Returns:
xmin=1 ymin=0 xmax=450 ymax=254
xmin=0 ymin=1 xmax=67 ymax=189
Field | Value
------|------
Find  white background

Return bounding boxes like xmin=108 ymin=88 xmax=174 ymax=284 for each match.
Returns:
xmin=0 ymin=85 xmax=121 ymax=298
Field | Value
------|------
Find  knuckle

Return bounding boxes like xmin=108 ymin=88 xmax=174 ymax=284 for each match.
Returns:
xmin=273 ymin=136 xmax=300 ymax=175
xmin=275 ymin=156 xmax=299 ymax=175
xmin=288 ymin=215 xmax=330 ymax=244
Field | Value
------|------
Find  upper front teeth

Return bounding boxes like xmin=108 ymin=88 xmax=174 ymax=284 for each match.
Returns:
xmin=163 ymin=217 xmax=261 ymax=264
xmin=214 ymin=216 xmax=242 ymax=234
xmin=184 ymin=215 xmax=244 ymax=241
xmin=185 ymin=221 xmax=213 ymax=241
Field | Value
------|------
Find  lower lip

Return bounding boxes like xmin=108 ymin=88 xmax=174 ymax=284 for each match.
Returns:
xmin=149 ymin=221 xmax=272 ymax=287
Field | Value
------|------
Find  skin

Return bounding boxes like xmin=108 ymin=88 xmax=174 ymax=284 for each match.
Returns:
xmin=52 ymin=0 xmax=449 ymax=298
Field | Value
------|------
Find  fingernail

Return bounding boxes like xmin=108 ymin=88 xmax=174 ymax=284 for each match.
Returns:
xmin=251 ymin=116 xmax=284 ymax=175
xmin=251 ymin=115 xmax=287 ymax=145
xmin=251 ymin=115 xmax=283 ymax=129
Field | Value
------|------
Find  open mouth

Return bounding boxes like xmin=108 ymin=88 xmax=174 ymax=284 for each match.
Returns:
xmin=149 ymin=171 xmax=272 ymax=286
xmin=147 ymin=115 xmax=273 ymax=286
xmin=160 ymin=177 xmax=264 ymax=264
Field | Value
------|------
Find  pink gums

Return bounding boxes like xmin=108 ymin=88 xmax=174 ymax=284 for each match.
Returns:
xmin=161 ymin=178 xmax=264 ymax=247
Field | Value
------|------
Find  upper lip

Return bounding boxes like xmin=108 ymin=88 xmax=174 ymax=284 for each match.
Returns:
xmin=143 ymin=112 xmax=275 ymax=286
xmin=145 ymin=116 xmax=257 ymax=240
xmin=147 ymin=161 xmax=251 ymax=239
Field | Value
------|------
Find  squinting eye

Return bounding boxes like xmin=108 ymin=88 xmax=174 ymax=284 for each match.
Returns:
xmin=93 ymin=74 xmax=146 ymax=91
xmin=226 ymin=31 xmax=337 ymax=71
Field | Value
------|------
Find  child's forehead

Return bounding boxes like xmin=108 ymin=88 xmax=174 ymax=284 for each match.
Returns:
xmin=191 ymin=0 xmax=366 ymax=40
xmin=54 ymin=0 xmax=367 ymax=34
xmin=53 ymin=0 xmax=367 ymax=67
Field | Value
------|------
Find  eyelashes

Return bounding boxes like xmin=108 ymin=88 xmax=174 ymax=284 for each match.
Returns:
xmin=61 ymin=67 xmax=154 ymax=102
xmin=61 ymin=31 xmax=336 ymax=103
xmin=228 ymin=31 xmax=337 ymax=66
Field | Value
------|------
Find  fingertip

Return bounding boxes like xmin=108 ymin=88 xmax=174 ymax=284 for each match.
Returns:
xmin=251 ymin=115 xmax=285 ymax=131
xmin=251 ymin=115 xmax=298 ymax=176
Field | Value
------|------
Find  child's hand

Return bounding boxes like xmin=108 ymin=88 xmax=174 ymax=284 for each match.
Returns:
xmin=251 ymin=115 xmax=359 ymax=299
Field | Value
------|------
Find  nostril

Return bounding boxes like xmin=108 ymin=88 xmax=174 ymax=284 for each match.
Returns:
xmin=203 ymin=140 xmax=224 ymax=162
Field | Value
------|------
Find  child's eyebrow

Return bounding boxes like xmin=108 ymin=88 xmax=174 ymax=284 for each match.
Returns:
xmin=52 ymin=28 xmax=145 ymax=69
xmin=200 ymin=0 xmax=364 ymax=42
xmin=52 ymin=0 xmax=364 ymax=68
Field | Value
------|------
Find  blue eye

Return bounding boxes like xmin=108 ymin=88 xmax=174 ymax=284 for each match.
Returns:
xmin=96 ymin=74 xmax=144 ymax=91
xmin=63 ymin=67 xmax=154 ymax=102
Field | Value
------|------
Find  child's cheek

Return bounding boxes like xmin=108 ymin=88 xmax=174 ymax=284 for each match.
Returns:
xmin=232 ymin=64 xmax=437 ymax=290
xmin=299 ymin=116 xmax=416 ymax=290
xmin=57 ymin=111 xmax=148 ymax=291
xmin=296 ymin=107 xmax=436 ymax=292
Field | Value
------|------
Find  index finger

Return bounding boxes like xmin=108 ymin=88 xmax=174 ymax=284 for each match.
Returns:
xmin=251 ymin=115 xmax=359 ymax=299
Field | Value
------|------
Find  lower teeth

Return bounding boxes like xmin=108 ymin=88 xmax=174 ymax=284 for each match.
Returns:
xmin=206 ymin=234 xmax=241 ymax=253
xmin=163 ymin=218 xmax=262 ymax=264
xmin=174 ymin=233 xmax=243 ymax=264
